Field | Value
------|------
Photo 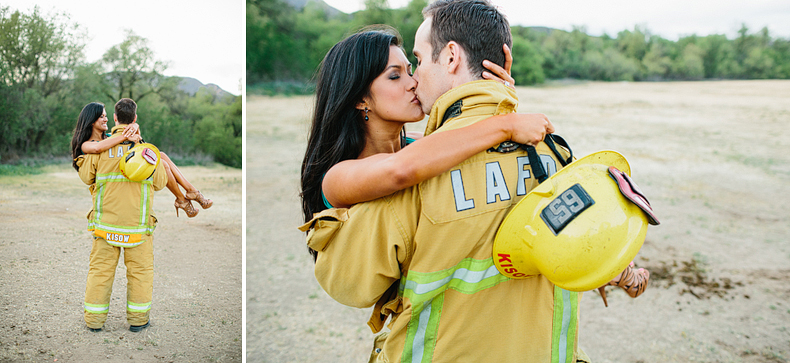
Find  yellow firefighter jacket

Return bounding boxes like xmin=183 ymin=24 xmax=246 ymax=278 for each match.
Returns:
xmin=302 ymin=80 xmax=584 ymax=363
xmin=77 ymin=125 xmax=167 ymax=247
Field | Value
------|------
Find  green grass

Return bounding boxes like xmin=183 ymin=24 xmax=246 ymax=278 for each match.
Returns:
xmin=0 ymin=155 xmax=74 ymax=176
xmin=247 ymin=81 xmax=316 ymax=96
xmin=0 ymin=164 xmax=44 ymax=176
xmin=166 ymin=152 xmax=216 ymax=167
xmin=0 ymin=157 xmax=68 ymax=176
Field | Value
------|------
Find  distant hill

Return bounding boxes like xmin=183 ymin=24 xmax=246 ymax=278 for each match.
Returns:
xmin=281 ymin=0 xmax=557 ymax=34
xmin=282 ymin=0 xmax=344 ymax=16
xmin=178 ymin=77 xmax=236 ymax=101
xmin=525 ymin=26 xmax=555 ymax=35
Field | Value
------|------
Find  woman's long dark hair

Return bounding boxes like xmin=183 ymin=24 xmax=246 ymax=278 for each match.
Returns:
xmin=71 ymin=102 xmax=105 ymax=171
xmin=301 ymin=28 xmax=402 ymax=260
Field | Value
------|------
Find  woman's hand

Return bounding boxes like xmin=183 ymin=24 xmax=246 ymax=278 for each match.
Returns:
xmin=123 ymin=123 xmax=140 ymax=139
xmin=503 ymin=112 xmax=555 ymax=146
xmin=127 ymin=133 xmax=142 ymax=143
xmin=482 ymin=44 xmax=515 ymax=89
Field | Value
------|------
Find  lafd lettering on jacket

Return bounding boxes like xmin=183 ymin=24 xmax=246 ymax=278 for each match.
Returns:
xmin=107 ymin=145 xmax=125 ymax=159
xmin=449 ymin=155 xmax=559 ymax=212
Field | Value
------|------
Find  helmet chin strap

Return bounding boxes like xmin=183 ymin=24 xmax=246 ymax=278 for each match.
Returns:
xmin=522 ymin=135 xmax=659 ymax=227
xmin=520 ymin=134 xmax=573 ymax=184
xmin=525 ymin=144 xmax=548 ymax=183
xmin=492 ymin=150 xmax=656 ymax=290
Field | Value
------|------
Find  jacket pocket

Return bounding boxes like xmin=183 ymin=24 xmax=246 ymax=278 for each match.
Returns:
xmin=298 ymin=208 xmax=349 ymax=252
xmin=86 ymin=210 xmax=96 ymax=232
xmin=367 ymin=282 xmax=402 ymax=333
xmin=147 ymin=214 xmax=158 ymax=235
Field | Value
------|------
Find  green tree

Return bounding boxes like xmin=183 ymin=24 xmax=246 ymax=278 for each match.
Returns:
xmin=743 ymin=47 xmax=775 ymax=78
xmin=741 ymin=27 xmax=774 ymax=78
xmin=616 ymin=26 xmax=649 ymax=62
xmin=733 ymin=24 xmax=756 ymax=75
xmin=0 ymin=6 xmax=86 ymax=96
xmin=357 ymin=0 xmax=394 ymax=27
xmin=244 ymin=0 xmax=790 ymax=88
xmin=247 ymin=0 xmax=350 ymax=85
xmin=0 ymin=6 xmax=87 ymax=161
xmin=0 ymin=84 xmax=27 ymax=160
xmin=191 ymin=92 xmax=242 ymax=168
xmin=698 ymin=34 xmax=737 ymax=78
xmin=509 ymin=35 xmax=545 ymax=85
xmin=770 ymin=38 xmax=790 ymax=78
xmin=391 ymin=0 xmax=427 ymax=65
xmin=642 ymin=42 xmax=672 ymax=80
xmin=542 ymin=29 xmax=585 ymax=78
xmin=246 ymin=0 xmax=297 ymax=82
xmin=101 ymin=30 xmax=176 ymax=101
xmin=671 ymin=43 xmax=705 ymax=80
xmin=581 ymin=48 xmax=639 ymax=81
xmin=295 ymin=2 xmax=350 ymax=76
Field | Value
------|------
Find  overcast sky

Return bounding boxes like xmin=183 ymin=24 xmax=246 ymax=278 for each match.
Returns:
xmin=324 ymin=0 xmax=790 ymax=40
xmin=3 ymin=0 xmax=244 ymax=95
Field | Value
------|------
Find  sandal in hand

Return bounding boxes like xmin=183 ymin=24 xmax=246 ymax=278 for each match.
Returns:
xmin=598 ymin=262 xmax=649 ymax=307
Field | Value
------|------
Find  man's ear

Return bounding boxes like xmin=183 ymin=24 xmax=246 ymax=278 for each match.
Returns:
xmin=445 ymin=41 xmax=464 ymax=74
xmin=113 ymin=114 xmax=118 ymax=122
xmin=133 ymin=114 xmax=138 ymax=123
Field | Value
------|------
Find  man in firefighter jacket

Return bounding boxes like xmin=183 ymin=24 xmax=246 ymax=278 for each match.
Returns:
xmin=301 ymin=1 xmax=588 ymax=362
xmin=77 ymin=98 xmax=167 ymax=332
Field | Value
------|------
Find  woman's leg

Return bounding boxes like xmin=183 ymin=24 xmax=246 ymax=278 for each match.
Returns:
xmin=160 ymin=152 xmax=197 ymax=193
xmin=160 ymin=152 xmax=213 ymax=209
xmin=164 ymin=158 xmax=198 ymax=217
xmin=163 ymin=158 xmax=186 ymax=202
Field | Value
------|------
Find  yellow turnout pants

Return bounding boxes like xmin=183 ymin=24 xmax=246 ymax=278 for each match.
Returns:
xmin=84 ymin=235 xmax=153 ymax=328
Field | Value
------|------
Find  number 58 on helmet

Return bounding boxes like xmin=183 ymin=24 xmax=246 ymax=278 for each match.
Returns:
xmin=120 ymin=143 xmax=161 ymax=182
xmin=493 ymin=150 xmax=659 ymax=292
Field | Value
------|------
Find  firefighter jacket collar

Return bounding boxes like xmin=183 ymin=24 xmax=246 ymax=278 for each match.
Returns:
xmin=110 ymin=124 xmax=129 ymax=136
xmin=424 ymin=79 xmax=518 ymax=136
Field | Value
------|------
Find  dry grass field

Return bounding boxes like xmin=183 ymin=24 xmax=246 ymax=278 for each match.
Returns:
xmin=0 ymin=164 xmax=242 ymax=362
xmin=246 ymin=80 xmax=790 ymax=363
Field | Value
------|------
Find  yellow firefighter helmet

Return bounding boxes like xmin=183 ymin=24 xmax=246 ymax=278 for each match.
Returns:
xmin=493 ymin=150 xmax=659 ymax=292
xmin=120 ymin=142 xmax=161 ymax=182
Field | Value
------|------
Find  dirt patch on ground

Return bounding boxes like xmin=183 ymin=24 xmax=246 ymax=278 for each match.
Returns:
xmin=0 ymin=163 xmax=242 ymax=362
xmin=246 ymin=80 xmax=790 ymax=362
xmin=645 ymin=256 xmax=744 ymax=300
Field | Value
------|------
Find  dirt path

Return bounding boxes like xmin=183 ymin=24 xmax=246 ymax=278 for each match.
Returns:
xmin=245 ymin=96 xmax=372 ymax=362
xmin=246 ymin=80 xmax=790 ymax=363
xmin=0 ymin=163 xmax=242 ymax=362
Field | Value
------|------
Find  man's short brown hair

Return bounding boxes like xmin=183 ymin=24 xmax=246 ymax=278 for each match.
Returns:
xmin=114 ymin=98 xmax=137 ymax=124
xmin=422 ymin=0 xmax=512 ymax=79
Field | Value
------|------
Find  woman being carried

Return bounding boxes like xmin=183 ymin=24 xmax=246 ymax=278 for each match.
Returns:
xmin=71 ymin=102 xmax=212 ymax=218
xmin=301 ymin=29 xmax=549 ymax=221
xmin=300 ymin=28 xmax=647 ymax=304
